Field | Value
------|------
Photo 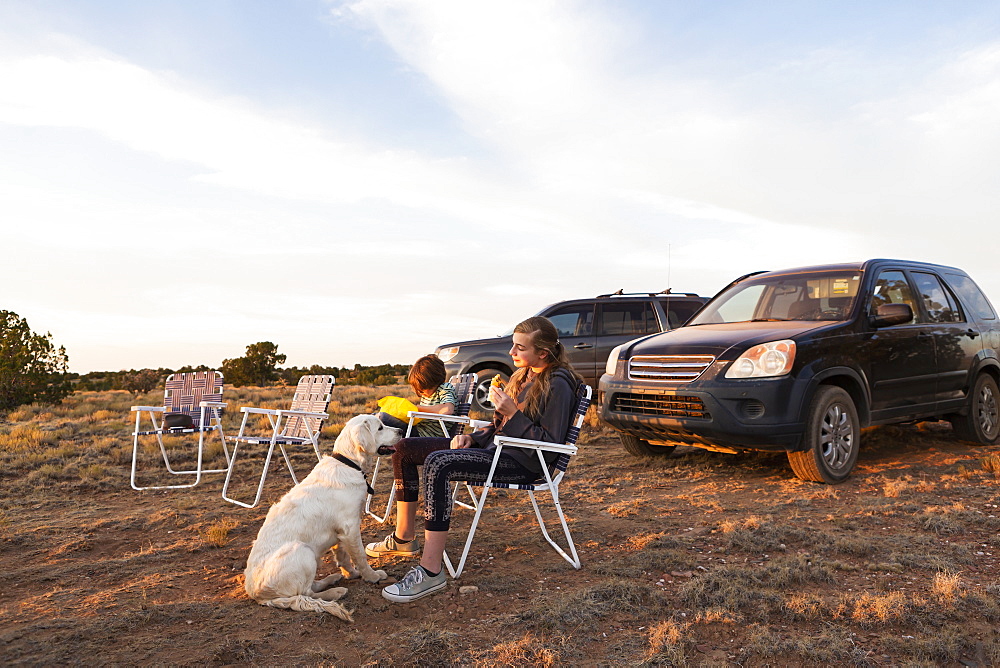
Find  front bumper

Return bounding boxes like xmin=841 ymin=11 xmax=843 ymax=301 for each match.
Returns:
xmin=598 ymin=370 xmax=810 ymax=452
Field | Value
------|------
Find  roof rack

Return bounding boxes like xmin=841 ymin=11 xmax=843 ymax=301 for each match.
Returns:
xmin=596 ymin=289 xmax=702 ymax=299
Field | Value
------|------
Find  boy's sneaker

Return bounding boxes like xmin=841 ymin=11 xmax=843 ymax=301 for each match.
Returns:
xmin=365 ymin=534 xmax=420 ymax=558
xmin=382 ymin=566 xmax=447 ymax=603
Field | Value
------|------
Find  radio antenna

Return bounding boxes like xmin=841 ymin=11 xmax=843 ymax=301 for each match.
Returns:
xmin=667 ymin=243 xmax=672 ymax=291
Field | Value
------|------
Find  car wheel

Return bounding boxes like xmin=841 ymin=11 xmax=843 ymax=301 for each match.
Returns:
xmin=472 ymin=369 xmax=508 ymax=412
xmin=949 ymin=373 xmax=1000 ymax=444
xmin=619 ymin=432 xmax=677 ymax=458
xmin=787 ymin=385 xmax=859 ymax=484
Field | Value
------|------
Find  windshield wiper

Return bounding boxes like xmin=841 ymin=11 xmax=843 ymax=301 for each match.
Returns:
xmin=750 ymin=318 xmax=789 ymax=322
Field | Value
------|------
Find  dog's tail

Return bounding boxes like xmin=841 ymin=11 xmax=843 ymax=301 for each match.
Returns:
xmin=261 ymin=595 xmax=354 ymax=622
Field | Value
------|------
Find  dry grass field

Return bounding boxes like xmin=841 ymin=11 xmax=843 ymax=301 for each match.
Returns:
xmin=1 ymin=384 xmax=999 ymax=666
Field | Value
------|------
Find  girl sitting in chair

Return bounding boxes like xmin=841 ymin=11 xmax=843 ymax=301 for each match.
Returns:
xmin=367 ymin=316 xmax=582 ymax=602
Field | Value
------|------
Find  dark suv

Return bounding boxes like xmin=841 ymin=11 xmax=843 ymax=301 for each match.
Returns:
xmin=599 ymin=259 xmax=1000 ymax=483
xmin=436 ymin=291 xmax=706 ymax=410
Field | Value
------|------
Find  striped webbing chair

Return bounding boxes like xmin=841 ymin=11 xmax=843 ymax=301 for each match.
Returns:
xmin=130 ymin=371 xmax=229 ymax=491
xmin=443 ymin=383 xmax=592 ymax=578
xmin=365 ymin=373 xmax=478 ymax=523
xmin=222 ymin=374 xmax=335 ymax=508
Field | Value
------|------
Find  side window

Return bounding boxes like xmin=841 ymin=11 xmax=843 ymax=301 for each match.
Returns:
xmin=662 ymin=300 xmax=701 ymax=328
xmin=869 ymin=270 xmax=918 ymax=325
xmin=547 ymin=305 xmax=594 ymax=337
xmin=945 ymin=273 xmax=997 ymax=321
xmin=912 ymin=272 xmax=963 ymax=323
xmin=597 ymin=302 xmax=658 ymax=336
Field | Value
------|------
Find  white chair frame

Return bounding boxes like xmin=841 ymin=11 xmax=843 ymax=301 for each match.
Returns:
xmin=221 ymin=375 xmax=334 ymax=508
xmin=443 ymin=384 xmax=591 ymax=579
xmin=130 ymin=371 xmax=229 ymax=491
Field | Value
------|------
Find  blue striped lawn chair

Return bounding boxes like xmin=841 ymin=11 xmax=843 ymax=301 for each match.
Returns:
xmin=443 ymin=383 xmax=592 ymax=578
xmin=130 ymin=371 xmax=229 ymax=491
xmin=365 ymin=373 xmax=478 ymax=523
xmin=221 ymin=374 xmax=335 ymax=508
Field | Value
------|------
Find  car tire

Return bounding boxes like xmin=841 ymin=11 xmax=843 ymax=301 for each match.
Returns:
xmin=472 ymin=369 xmax=509 ymax=412
xmin=787 ymin=385 xmax=859 ymax=484
xmin=619 ymin=432 xmax=676 ymax=458
xmin=949 ymin=373 xmax=1000 ymax=445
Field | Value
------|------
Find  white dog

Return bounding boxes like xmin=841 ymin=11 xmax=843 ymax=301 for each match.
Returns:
xmin=243 ymin=414 xmax=400 ymax=621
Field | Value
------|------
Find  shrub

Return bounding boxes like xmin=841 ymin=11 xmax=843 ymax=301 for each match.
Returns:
xmin=0 ymin=310 xmax=71 ymax=411
xmin=119 ymin=369 xmax=161 ymax=396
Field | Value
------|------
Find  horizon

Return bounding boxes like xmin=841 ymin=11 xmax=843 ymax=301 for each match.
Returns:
xmin=3 ymin=1 xmax=999 ymax=373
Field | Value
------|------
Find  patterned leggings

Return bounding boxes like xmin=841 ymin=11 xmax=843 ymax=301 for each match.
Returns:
xmin=390 ymin=437 xmax=537 ymax=532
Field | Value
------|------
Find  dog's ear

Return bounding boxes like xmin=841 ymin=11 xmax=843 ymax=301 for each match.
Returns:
xmin=350 ymin=416 xmax=378 ymax=461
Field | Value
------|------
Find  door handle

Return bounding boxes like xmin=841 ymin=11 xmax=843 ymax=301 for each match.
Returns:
xmin=966 ymin=329 xmax=980 ymax=339
xmin=573 ymin=343 xmax=593 ymax=349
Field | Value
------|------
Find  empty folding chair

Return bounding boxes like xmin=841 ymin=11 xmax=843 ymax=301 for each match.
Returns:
xmin=443 ymin=383 xmax=592 ymax=578
xmin=221 ymin=374 xmax=335 ymax=508
xmin=365 ymin=373 xmax=478 ymax=523
xmin=130 ymin=370 xmax=228 ymax=491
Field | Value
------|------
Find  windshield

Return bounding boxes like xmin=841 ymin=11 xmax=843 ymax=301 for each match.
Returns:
xmin=689 ymin=271 xmax=862 ymax=324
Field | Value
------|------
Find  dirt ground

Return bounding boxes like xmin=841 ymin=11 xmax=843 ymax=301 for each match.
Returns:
xmin=2 ymin=419 xmax=1000 ymax=666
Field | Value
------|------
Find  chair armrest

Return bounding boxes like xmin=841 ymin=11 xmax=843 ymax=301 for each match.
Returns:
xmin=200 ymin=401 xmax=228 ymax=408
xmin=240 ymin=407 xmax=280 ymax=415
xmin=131 ymin=406 xmax=164 ymax=412
xmin=469 ymin=419 xmax=491 ymax=430
xmin=277 ymin=409 xmax=329 ymax=419
xmin=406 ymin=411 xmax=470 ymax=423
xmin=493 ymin=435 xmax=577 ymax=455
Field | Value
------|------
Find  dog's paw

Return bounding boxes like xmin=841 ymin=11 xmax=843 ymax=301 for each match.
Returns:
xmin=364 ymin=569 xmax=388 ymax=583
xmin=312 ymin=573 xmax=343 ymax=591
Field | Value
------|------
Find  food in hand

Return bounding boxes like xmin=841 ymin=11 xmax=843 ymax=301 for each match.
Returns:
xmin=490 ymin=374 xmax=505 ymax=389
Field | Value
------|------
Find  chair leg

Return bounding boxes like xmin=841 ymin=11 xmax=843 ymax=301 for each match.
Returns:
xmin=442 ymin=483 xmax=493 ymax=579
xmin=365 ymin=455 xmax=395 ymax=523
xmin=222 ymin=439 xmax=278 ymax=509
xmin=528 ymin=488 xmax=581 ymax=569
xmin=452 ymin=481 xmax=479 ymax=511
xmin=131 ymin=410 xmax=210 ymax=491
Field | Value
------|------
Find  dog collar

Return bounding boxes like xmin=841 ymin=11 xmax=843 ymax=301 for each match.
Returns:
xmin=332 ymin=453 xmax=374 ymax=495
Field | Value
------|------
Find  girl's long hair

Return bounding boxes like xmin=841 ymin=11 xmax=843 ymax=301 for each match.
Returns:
xmin=504 ymin=316 xmax=583 ymax=419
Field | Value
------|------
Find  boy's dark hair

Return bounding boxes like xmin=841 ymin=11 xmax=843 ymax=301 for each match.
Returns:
xmin=408 ymin=355 xmax=446 ymax=396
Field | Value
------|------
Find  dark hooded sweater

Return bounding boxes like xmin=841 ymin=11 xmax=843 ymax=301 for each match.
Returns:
xmin=469 ymin=367 xmax=579 ymax=474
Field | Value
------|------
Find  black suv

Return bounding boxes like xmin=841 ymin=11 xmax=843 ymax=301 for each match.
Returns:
xmin=599 ymin=259 xmax=1000 ymax=483
xmin=436 ymin=291 xmax=706 ymax=410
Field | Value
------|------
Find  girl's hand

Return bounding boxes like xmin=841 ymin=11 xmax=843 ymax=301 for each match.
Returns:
xmin=451 ymin=434 xmax=474 ymax=449
xmin=490 ymin=386 xmax=516 ymax=417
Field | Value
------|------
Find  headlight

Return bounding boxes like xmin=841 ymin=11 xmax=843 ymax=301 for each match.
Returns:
xmin=725 ymin=340 xmax=796 ymax=379
xmin=437 ymin=346 xmax=460 ymax=363
xmin=605 ymin=343 xmax=625 ymax=376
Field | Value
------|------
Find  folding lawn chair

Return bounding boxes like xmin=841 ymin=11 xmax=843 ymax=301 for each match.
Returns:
xmin=130 ymin=370 xmax=229 ymax=491
xmin=365 ymin=373 xmax=479 ymax=523
xmin=443 ymin=383 xmax=592 ymax=578
xmin=221 ymin=374 xmax=335 ymax=508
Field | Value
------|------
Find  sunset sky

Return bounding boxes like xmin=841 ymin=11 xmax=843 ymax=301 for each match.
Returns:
xmin=2 ymin=1 xmax=998 ymax=373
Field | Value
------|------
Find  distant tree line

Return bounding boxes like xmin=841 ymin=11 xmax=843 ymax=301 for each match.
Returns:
xmin=71 ymin=340 xmax=409 ymax=393
xmin=2 ymin=326 xmax=410 ymax=412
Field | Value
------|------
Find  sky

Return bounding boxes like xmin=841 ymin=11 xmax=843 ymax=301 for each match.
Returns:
xmin=1 ymin=0 xmax=999 ymax=374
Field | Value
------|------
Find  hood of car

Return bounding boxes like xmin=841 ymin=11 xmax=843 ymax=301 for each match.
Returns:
xmin=627 ymin=320 xmax=838 ymax=357
xmin=437 ymin=335 xmax=512 ymax=350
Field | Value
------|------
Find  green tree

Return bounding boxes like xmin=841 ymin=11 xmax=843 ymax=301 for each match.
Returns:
xmin=0 ymin=310 xmax=71 ymax=410
xmin=221 ymin=341 xmax=287 ymax=387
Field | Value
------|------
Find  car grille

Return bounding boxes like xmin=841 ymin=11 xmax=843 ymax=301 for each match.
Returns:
xmin=628 ymin=355 xmax=715 ymax=382
xmin=611 ymin=393 xmax=710 ymax=419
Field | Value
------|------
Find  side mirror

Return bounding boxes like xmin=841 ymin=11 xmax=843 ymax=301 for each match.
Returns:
xmin=870 ymin=303 xmax=913 ymax=328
